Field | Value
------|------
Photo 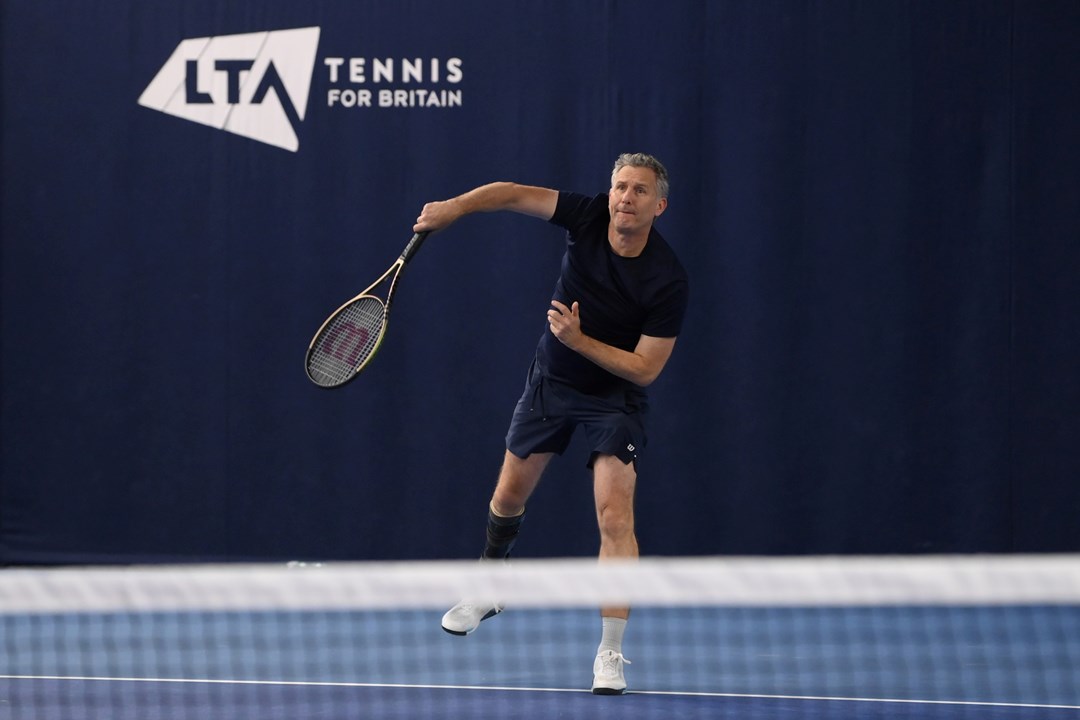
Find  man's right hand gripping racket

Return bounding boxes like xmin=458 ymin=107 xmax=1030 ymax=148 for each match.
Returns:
xmin=305 ymin=231 xmax=430 ymax=388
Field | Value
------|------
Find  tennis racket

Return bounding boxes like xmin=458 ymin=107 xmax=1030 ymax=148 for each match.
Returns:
xmin=305 ymin=231 xmax=430 ymax=388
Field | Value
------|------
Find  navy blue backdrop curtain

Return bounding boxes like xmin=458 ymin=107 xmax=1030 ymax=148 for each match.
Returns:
xmin=2 ymin=1 xmax=1077 ymax=563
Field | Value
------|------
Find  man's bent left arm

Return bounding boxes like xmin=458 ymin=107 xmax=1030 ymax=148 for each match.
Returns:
xmin=546 ymin=300 xmax=676 ymax=387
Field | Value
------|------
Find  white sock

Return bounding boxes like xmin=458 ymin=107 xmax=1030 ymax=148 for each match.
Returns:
xmin=598 ymin=616 xmax=627 ymax=655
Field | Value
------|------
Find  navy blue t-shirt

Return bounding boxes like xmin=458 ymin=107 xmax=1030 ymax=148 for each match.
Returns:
xmin=535 ymin=191 xmax=689 ymax=395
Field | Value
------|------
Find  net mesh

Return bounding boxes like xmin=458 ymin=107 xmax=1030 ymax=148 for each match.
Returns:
xmin=306 ymin=296 xmax=385 ymax=387
xmin=2 ymin=556 xmax=1079 ymax=720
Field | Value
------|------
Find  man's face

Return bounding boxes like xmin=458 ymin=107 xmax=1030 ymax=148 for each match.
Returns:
xmin=609 ymin=165 xmax=667 ymax=235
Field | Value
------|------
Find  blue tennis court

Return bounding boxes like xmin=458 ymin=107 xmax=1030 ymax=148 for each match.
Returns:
xmin=3 ymin=679 xmax=1079 ymax=720
xmin=3 ymin=601 xmax=1078 ymax=719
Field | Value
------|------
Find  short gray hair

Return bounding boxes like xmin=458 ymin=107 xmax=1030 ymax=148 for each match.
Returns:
xmin=611 ymin=153 xmax=670 ymax=199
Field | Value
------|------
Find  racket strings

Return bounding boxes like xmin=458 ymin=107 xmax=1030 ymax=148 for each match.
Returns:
xmin=306 ymin=297 xmax=385 ymax=386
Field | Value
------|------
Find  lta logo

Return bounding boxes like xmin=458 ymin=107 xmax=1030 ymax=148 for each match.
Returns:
xmin=138 ymin=27 xmax=321 ymax=152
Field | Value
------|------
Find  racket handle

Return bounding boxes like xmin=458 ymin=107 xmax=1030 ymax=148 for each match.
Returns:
xmin=400 ymin=231 xmax=430 ymax=264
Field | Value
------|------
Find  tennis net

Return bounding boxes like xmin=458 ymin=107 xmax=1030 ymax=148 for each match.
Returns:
xmin=2 ymin=555 xmax=1079 ymax=719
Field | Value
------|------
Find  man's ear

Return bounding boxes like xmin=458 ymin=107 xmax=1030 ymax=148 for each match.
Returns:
xmin=654 ymin=197 xmax=668 ymax=218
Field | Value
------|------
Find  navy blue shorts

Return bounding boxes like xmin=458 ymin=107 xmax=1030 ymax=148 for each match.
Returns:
xmin=505 ymin=360 xmax=650 ymax=467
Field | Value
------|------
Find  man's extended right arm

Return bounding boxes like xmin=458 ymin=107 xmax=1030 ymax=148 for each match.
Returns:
xmin=414 ymin=182 xmax=558 ymax=233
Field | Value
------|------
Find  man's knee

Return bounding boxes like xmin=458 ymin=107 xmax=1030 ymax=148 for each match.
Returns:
xmin=597 ymin=504 xmax=635 ymax=540
xmin=493 ymin=451 xmax=550 ymax=514
xmin=593 ymin=455 xmax=637 ymax=538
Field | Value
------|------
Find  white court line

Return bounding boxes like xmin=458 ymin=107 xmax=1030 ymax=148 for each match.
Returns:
xmin=2 ymin=675 xmax=1078 ymax=712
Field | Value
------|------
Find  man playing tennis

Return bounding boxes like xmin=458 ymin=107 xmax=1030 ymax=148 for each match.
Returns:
xmin=413 ymin=153 xmax=688 ymax=694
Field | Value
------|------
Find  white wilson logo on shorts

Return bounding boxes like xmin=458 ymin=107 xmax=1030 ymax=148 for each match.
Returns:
xmin=138 ymin=27 xmax=321 ymax=152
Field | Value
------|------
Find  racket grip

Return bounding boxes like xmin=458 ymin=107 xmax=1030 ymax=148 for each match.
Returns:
xmin=401 ymin=231 xmax=430 ymax=264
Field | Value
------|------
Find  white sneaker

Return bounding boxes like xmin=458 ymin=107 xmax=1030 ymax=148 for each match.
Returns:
xmin=440 ymin=601 xmax=503 ymax=636
xmin=591 ymin=649 xmax=630 ymax=695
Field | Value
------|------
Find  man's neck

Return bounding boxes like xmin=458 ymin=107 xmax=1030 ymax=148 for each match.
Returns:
xmin=607 ymin=225 xmax=650 ymax=258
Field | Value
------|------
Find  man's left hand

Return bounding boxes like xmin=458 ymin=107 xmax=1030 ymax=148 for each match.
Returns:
xmin=547 ymin=300 xmax=584 ymax=350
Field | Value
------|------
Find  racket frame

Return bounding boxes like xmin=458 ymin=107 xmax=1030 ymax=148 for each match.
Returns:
xmin=304 ymin=231 xmax=429 ymax=388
